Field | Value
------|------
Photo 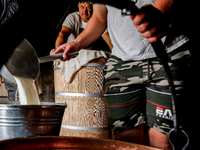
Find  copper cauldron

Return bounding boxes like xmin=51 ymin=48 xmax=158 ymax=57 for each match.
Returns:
xmin=0 ymin=136 xmax=161 ymax=150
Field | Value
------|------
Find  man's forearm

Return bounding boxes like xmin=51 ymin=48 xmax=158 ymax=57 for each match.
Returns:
xmin=55 ymin=32 xmax=66 ymax=49
xmin=53 ymin=4 xmax=108 ymax=59
xmin=75 ymin=4 xmax=107 ymax=49
xmin=153 ymin=0 xmax=175 ymax=18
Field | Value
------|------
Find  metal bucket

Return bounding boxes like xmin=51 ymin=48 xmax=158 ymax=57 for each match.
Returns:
xmin=0 ymin=136 xmax=162 ymax=150
xmin=0 ymin=102 xmax=66 ymax=140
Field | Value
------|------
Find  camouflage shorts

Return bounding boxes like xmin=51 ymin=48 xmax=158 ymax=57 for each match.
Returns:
xmin=103 ymin=43 xmax=192 ymax=135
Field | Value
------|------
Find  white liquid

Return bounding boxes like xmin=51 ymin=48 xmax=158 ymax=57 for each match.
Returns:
xmin=14 ymin=76 xmax=40 ymax=105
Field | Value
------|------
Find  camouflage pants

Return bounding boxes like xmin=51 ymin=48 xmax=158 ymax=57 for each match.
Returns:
xmin=103 ymin=43 xmax=192 ymax=135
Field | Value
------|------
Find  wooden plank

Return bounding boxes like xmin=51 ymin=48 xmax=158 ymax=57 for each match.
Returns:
xmin=0 ymin=79 xmax=9 ymax=103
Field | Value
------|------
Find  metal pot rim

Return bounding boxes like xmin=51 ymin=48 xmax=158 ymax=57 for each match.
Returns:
xmin=0 ymin=136 xmax=161 ymax=150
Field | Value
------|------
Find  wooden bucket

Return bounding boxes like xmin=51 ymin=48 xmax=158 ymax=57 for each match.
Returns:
xmin=0 ymin=77 xmax=9 ymax=103
xmin=54 ymin=57 xmax=110 ymax=139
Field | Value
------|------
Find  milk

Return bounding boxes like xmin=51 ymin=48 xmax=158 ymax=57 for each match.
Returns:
xmin=14 ymin=76 xmax=40 ymax=105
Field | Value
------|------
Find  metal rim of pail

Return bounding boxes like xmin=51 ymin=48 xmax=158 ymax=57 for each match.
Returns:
xmin=0 ymin=102 xmax=67 ymax=108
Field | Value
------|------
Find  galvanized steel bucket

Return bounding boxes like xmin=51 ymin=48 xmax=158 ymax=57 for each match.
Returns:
xmin=0 ymin=102 xmax=66 ymax=140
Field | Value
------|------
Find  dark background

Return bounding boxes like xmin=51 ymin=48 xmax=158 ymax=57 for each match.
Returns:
xmin=26 ymin=0 xmax=79 ymax=101
xmin=1 ymin=0 xmax=110 ymax=102
xmin=24 ymin=0 xmax=79 ymax=58
xmin=0 ymin=0 xmax=80 ymax=102
xmin=0 ymin=0 xmax=79 ymax=68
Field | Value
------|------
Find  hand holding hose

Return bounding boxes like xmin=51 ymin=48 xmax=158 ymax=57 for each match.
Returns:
xmin=130 ymin=5 xmax=169 ymax=43
xmin=128 ymin=3 xmax=189 ymax=149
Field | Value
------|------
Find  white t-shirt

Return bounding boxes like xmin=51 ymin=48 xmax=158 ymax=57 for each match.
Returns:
xmin=106 ymin=0 xmax=188 ymax=61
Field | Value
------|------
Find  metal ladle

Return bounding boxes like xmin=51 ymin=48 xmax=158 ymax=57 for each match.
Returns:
xmin=0 ymin=38 xmax=78 ymax=83
xmin=5 ymin=39 xmax=40 ymax=80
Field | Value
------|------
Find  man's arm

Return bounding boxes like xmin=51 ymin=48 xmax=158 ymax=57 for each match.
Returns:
xmin=75 ymin=4 xmax=107 ymax=49
xmin=55 ymin=26 xmax=71 ymax=49
xmin=102 ymin=32 xmax=113 ymax=50
xmin=153 ymin=0 xmax=175 ymax=15
xmin=54 ymin=4 xmax=107 ymax=60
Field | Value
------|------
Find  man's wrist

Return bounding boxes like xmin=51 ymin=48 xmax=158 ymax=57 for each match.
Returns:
xmin=74 ymin=40 xmax=81 ymax=50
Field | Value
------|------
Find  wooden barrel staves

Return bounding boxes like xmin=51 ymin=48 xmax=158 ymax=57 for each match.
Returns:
xmin=0 ymin=77 xmax=9 ymax=103
xmin=54 ymin=57 xmax=111 ymax=139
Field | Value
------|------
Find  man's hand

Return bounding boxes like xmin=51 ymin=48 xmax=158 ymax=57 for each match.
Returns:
xmin=130 ymin=5 xmax=169 ymax=43
xmin=50 ymin=49 xmax=55 ymax=55
xmin=53 ymin=40 xmax=80 ymax=61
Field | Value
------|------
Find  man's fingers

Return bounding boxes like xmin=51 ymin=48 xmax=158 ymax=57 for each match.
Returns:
xmin=136 ymin=21 xmax=150 ymax=33
xmin=141 ymin=27 xmax=156 ymax=38
xmin=63 ymin=47 xmax=69 ymax=60
xmin=50 ymin=49 xmax=55 ymax=55
xmin=130 ymin=15 xmax=135 ymax=20
xmin=140 ymin=26 xmax=162 ymax=43
xmin=53 ymin=42 xmax=78 ymax=61
xmin=132 ymin=13 xmax=146 ymax=26
xmin=53 ymin=46 xmax=64 ymax=55
xmin=146 ymin=34 xmax=162 ymax=43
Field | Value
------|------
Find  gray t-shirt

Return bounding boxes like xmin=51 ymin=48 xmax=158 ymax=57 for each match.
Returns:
xmin=106 ymin=0 xmax=188 ymax=61
xmin=62 ymin=12 xmax=87 ymax=43
xmin=62 ymin=12 xmax=110 ymax=51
